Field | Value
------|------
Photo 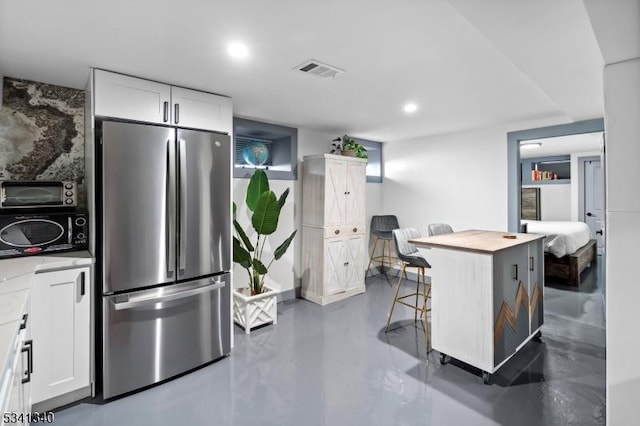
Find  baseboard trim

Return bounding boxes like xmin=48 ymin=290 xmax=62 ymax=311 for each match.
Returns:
xmin=277 ymin=287 xmax=301 ymax=302
xmin=367 ymin=266 xmax=431 ymax=284
xmin=34 ymin=385 xmax=92 ymax=412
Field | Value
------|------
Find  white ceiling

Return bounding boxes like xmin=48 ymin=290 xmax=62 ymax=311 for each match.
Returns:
xmin=0 ymin=0 xmax=604 ymax=142
xmin=520 ymin=131 xmax=603 ymax=158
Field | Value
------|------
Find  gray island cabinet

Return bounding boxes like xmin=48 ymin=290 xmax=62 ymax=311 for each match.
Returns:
xmin=411 ymin=230 xmax=544 ymax=384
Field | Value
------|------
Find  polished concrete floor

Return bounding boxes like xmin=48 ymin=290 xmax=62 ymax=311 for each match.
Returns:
xmin=55 ymin=257 xmax=605 ymax=426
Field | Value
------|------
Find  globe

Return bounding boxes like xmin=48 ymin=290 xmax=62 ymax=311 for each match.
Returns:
xmin=242 ymin=141 xmax=269 ymax=166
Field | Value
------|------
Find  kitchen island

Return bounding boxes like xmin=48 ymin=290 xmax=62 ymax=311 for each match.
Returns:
xmin=411 ymin=230 xmax=545 ymax=384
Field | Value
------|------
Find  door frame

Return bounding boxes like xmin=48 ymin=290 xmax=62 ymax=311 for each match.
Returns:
xmin=580 ymin=155 xmax=605 ymax=251
xmin=506 ymin=118 xmax=605 ymax=232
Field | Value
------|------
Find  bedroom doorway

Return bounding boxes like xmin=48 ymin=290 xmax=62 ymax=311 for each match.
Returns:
xmin=582 ymin=157 xmax=605 ymax=252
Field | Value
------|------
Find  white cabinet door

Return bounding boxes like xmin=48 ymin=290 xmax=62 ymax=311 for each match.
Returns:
xmin=344 ymin=234 xmax=365 ymax=290
xmin=31 ymin=267 xmax=91 ymax=405
xmin=94 ymin=69 xmax=171 ymax=124
xmin=325 ymin=159 xmax=347 ymax=227
xmin=171 ymin=86 xmax=232 ymax=133
xmin=528 ymin=240 xmax=544 ymax=334
xmin=346 ymin=162 xmax=366 ymax=227
xmin=325 ymin=238 xmax=346 ymax=295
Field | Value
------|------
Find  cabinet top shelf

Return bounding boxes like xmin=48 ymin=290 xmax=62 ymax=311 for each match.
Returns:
xmin=411 ymin=229 xmax=544 ymax=254
xmin=303 ymin=153 xmax=368 ymax=162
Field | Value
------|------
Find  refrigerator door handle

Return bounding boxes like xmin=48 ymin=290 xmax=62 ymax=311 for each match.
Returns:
xmin=112 ymin=280 xmax=226 ymax=310
xmin=166 ymin=139 xmax=176 ymax=274
xmin=178 ymin=139 xmax=187 ymax=271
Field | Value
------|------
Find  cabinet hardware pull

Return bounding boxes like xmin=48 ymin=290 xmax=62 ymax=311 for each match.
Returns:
xmin=344 ymin=191 xmax=348 ymax=195
xmin=335 ymin=229 xmax=340 ymax=235
xmin=80 ymin=271 xmax=86 ymax=296
xmin=529 ymin=256 xmax=534 ymax=271
xmin=174 ymin=103 xmax=180 ymax=124
xmin=347 ymin=191 xmax=350 ymax=195
xmin=163 ymin=101 xmax=169 ymax=122
xmin=513 ymin=264 xmax=518 ymax=280
xmin=21 ymin=339 xmax=33 ymax=384
xmin=353 ymin=228 xmax=357 ymax=232
xmin=344 ymin=262 xmax=349 ymax=266
xmin=20 ymin=313 xmax=28 ymax=330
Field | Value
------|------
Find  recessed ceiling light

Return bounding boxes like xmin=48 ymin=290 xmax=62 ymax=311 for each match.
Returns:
xmin=227 ymin=42 xmax=249 ymax=59
xmin=403 ymin=103 xmax=417 ymax=113
xmin=521 ymin=142 xmax=542 ymax=149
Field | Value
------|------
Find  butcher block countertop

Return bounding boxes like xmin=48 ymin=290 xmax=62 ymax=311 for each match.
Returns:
xmin=410 ymin=229 xmax=544 ymax=254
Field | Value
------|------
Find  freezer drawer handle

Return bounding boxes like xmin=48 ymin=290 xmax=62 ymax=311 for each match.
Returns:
xmin=113 ymin=280 xmax=226 ymax=311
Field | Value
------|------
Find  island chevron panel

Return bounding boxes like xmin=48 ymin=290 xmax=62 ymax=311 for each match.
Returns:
xmin=0 ymin=77 xmax=85 ymax=181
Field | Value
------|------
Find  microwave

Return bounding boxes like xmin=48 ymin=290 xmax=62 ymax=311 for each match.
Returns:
xmin=0 ymin=211 xmax=88 ymax=258
xmin=0 ymin=181 xmax=77 ymax=210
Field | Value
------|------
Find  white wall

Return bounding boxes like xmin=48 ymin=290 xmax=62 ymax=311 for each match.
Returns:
xmin=583 ymin=1 xmax=640 ymax=422
xmin=233 ymin=126 xmax=384 ymax=294
xmin=603 ymin=58 xmax=640 ymax=424
xmin=382 ymin=126 xmax=508 ymax=233
xmin=522 ymin=183 xmax=571 ymax=221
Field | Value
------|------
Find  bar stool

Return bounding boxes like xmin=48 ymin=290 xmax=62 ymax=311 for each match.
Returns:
xmin=366 ymin=215 xmax=400 ymax=285
xmin=385 ymin=228 xmax=432 ymax=351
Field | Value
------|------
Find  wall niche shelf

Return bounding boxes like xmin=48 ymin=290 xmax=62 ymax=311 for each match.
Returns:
xmin=233 ymin=117 xmax=298 ymax=180
xmin=521 ymin=155 xmax=571 ymax=185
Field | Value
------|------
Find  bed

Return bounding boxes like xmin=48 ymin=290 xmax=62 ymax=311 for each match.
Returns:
xmin=522 ymin=220 xmax=597 ymax=286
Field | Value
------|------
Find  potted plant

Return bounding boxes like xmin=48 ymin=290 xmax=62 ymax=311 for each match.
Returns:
xmin=335 ymin=135 xmax=368 ymax=159
xmin=233 ymin=169 xmax=297 ymax=334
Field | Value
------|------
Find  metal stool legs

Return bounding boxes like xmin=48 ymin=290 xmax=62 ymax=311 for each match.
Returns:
xmin=366 ymin=237 xmax=399 ymax=286
xmin=385 ymin=263 xmax=430 ymax=330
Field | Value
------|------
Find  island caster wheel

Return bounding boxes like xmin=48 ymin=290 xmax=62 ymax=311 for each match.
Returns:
xmin=439 ymin=353 xmax=447 ymax=365
xmin=482 ymin=371 xmax=491 ymax=385
xmin=533 ymin=331 xmax=542 ymax=342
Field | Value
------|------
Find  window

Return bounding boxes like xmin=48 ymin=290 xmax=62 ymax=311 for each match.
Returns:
xmin=351 ymin=137 xmax=383 ymax=183
xmin=233 ymin=118 xmax=298 ymax=180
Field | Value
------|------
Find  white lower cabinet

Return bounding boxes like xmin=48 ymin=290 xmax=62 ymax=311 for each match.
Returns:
xmin=30 ymin=267 xmax=91 ymax=407
xmin=1 ymin=301 xmax=31 ymax=426
xmin=302 ymin=227 xmax=366 ymax=305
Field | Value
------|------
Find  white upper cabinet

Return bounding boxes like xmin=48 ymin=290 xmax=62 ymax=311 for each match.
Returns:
xmin=93 ymin=69 xmax=232 ymax=133
xmin=94 ymin=69 xmax=171 ymax=125
xmin=171 ymin=86 xmax=232 ymax=134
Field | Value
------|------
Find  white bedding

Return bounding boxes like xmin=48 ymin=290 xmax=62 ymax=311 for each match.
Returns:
xmin=521 ymin=220 xmax=591 ymax=258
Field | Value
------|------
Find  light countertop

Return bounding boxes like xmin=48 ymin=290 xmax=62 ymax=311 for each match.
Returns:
xmin=410 ymin=229 xmax=544 ymax=254
xmin=0 ymin=251 xmax=94 ymax=407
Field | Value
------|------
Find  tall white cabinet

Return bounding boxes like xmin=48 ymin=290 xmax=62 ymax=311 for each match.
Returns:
xmin=301 ymin=154 xmax=367 ymax=305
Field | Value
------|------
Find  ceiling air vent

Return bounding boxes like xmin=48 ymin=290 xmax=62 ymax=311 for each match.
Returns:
xmin=294 ymin=59 xmax=344 ymax=79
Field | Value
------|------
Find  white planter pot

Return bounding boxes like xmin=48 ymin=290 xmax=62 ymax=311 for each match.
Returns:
xmin=233 ymin=286 xmax=277 ymax=334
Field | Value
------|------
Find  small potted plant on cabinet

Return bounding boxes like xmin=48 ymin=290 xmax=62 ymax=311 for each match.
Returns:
xmin=233 ymin=169 xmax=297 ymax=334
xmin=335 ymin=135 xmax=368 ymax=159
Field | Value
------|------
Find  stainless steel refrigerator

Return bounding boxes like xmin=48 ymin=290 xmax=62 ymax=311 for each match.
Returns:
xmin=97 ymin=120 xmax=231 ymax=399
